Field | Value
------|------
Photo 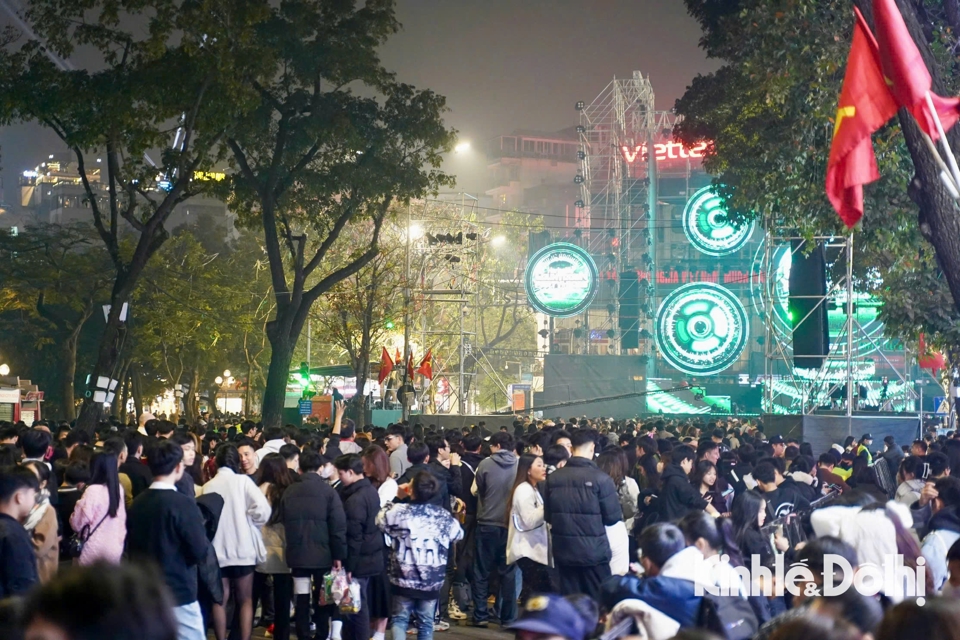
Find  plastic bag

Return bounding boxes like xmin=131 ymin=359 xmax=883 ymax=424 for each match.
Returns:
xmin=339 ymin=577 xmax=362 ymax=614
xmin=330 ymin=568 xmax=350 ymax=605
xmin=317 ymin=569 xmax=338 ymax=607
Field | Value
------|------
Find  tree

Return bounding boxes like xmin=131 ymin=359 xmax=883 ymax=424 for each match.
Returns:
xmin=0 ymin=0 xmax=243 ymax=431
xmin=0 ymin=224 xmax=113 ymax=419
xmin=220 ymin=0 xmax=455 ymax=428
xmin=674 ymin=0 xmax=960 ymax=355
xmin=310 ymin=227 xmax=404 ymax=413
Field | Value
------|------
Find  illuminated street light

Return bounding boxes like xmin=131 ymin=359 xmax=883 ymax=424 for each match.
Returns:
xmin=223 ymin=369 xmax=231 ymax=378
xmin=408 ymin=223 xmax=424 ymax=241
xmin=454 ymin=141 xmax=471 ymax=154
xmin=491 ymin=235 xmax=507 ymax=247
xmin=215 ymin=376 xmax=223 ymax=385
xmin=0 ymin=364 xmax=8 ymax=376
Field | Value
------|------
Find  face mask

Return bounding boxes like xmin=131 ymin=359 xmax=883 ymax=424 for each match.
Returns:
xmin=320 ymin=465 xmax=334 ymax=480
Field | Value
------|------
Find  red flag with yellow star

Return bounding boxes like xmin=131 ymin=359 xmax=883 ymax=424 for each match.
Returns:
xmin=826 ymin=8 xmax=899 ymax=227
xmin=416 ymin=349 xmax=434 ymax=380
xmin=874 ymin=0 xmax=960 ymax=141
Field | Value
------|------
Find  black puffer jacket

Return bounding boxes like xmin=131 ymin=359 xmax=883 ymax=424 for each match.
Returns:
xmin=281 ymin=473 xmax=347 ymax=570
xmin=659 ymin=464 xmax=707 ymax=522
xmin=338 ymin=478 xmax=385 ymax=577
xmin=542 ymin=456 xmax=621 ymax=567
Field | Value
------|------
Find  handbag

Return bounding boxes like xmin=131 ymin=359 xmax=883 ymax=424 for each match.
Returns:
xmin=64 ymin=512 xmax=109 ymax=559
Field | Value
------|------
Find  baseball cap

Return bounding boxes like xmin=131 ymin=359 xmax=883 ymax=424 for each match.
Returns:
xmin=861 ymin=433 xmax=873 ymax=440
xmin=506 ymin=595 xmax=588 ymax=640
xmin=769 ymin=435 xmax=784 ymax=445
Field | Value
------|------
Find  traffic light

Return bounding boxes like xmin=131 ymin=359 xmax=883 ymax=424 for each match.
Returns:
xmin=385 ymin=319 xmax=395 ymax=330
xmin=297 ymin=362 xmax=310 ymax=387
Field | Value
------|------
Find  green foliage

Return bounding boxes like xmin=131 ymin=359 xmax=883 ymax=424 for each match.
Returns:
xmin=675 ymin=0 xmax=960 ymax=354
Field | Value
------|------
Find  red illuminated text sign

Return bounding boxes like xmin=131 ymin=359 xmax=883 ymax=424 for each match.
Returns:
xmin=621 ymin=141 xmax=709 ymax=163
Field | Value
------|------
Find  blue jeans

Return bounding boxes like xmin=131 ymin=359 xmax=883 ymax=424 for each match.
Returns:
xmin=172 ymin=601 xmax=206 ymax=640
xmin=470 ymin=524 xmax=518 ymax=624
xmin=391 ymin=596 xmax=437 ymax=640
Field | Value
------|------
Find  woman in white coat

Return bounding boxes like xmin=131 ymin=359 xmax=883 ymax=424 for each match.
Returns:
xmin=506 ymin=453 xmax=554 ymax=602
xmin=202 ymin=443 xmax=272 ymax=640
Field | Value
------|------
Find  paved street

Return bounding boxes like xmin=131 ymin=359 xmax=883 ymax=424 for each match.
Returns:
xmin=244 ymin=622 xmax=512 ymax=640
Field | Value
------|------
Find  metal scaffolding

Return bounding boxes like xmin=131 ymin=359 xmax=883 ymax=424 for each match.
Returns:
xmin=402 ymin=194 xmax=510 ymax=415
xmin=755 ymin=229 xmax=915 ymax=416
xmin=576 ymin=71 xmax=675 ymax=376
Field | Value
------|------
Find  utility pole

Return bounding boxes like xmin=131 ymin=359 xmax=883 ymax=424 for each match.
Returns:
xmin=402 ymin=204 xmax=412 ymax=421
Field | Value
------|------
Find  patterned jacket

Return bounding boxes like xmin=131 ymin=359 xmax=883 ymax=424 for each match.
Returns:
xmin=376 ymin=501 xmax=463 ymax=595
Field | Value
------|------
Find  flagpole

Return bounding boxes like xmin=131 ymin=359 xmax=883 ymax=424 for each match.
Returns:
xmin=920 ymin=130 xmax=960 ymax=198
xmin=924 ymin=91 xmax=960 ymax=190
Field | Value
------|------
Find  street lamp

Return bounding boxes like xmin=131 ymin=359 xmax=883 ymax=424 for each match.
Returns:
xmin=223 ymin=369 xmax=231 ymax=378
xmin=454 ymin=141 xmax=471 ymax=154
xmin=491 ymin=235 xmax=506 ymax=247
xmin=408 ymin=223 xmax=424 ymax=242
xmin=0 ymin=364 xmax=8 ymax=376
xmin=215 ymin=376 xmax=224 ymax=385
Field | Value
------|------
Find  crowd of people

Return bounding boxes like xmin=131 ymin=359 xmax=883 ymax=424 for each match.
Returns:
xmin=2 ymin=409 xmax=960 ymax=640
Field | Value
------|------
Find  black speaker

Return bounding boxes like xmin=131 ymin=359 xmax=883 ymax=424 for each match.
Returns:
xmin=789 ymin=240 xmax=829 ymax=369
xmin=528 ymin=230 xmax=552 ymax=257
xmin=619 ymin=270 xmax=640 ymax=350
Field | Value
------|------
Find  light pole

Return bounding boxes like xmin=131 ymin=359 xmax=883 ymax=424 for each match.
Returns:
xmin=402 ymin=204 xmax=413 ymax=421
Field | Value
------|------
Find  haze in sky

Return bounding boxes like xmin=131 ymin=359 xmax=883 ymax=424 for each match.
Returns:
xmin=0 ymin=0 xmax=716 ymax=204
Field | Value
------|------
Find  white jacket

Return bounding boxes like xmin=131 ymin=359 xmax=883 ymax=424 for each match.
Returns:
xmin=203 ymin=467 xmax=272 ymax=568
xmin=895 ymin=479 xmax=924 ymax=507
xmin=506 ymin=482 xmax=549 ymax=565
xmin=256 ymin=439 xmax=285 ymax=463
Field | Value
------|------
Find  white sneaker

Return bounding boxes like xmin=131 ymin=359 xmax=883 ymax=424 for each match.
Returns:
xmin=447 ymin=604 xmax=467 ymax=621
xmin=435 ymin=621 xmax=450 ymax=632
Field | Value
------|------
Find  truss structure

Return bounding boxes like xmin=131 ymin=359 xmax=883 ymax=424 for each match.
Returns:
xmin=755 ymin=230 xmax=916 ymax=414
xmin=403 ymin=194 xmax=510 ymax=414
xmin=576 ymin=71 xmax=676 ymax=369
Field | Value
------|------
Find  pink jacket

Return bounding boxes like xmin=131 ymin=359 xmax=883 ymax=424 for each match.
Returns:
xmin=70 ymin=484 xmax=126 ymax=565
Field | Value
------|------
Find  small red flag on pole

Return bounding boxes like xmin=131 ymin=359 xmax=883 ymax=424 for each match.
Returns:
xmin=417 ymin=349 xmax=434 ymax=380
xmin=406 ymin=352 xmax=415 ymax=381
xmin=826 ymin=8 xmax=899 ymax=227
xmin=377 ymin=348 xmax=393 ymax=384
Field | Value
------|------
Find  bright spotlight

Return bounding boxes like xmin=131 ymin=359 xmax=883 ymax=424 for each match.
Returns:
xmin=454 ymin=141 xmax=471 ymax=154
xmin=0 ymin=364 xmax=9 ymax=376
xmin=408 ymin=223 xmax=424 ymax=241
xmin=491 ymin=235 xmax=506 ymax=247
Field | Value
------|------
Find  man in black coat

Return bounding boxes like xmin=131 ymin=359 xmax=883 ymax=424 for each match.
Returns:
xmin=397 ymin=442 xmax=449 ymax=509
xmin=753 ymin=459 xmax=812 ymax=519
xmin=659 ymin=444 xmax=719 ymax=522
xmin=333 ymin=454 xmax=384 ymax=640
xmin=281 ymin=450 xmax=348 ymax=640
xmin=542 ymin=429 xmax=621 ymax=601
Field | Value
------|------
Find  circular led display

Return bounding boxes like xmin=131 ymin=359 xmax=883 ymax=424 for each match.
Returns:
xmin=525 ymin=242 xmax=599 ymax=317
xmin=656 ymin=282 xmax=749 ymax=375
xmin=682 ymin=186 xmax=755 ymax=256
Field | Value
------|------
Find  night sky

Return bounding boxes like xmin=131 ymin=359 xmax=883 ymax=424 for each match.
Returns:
xmin=0 ymin=0 xmax=716 ymax=205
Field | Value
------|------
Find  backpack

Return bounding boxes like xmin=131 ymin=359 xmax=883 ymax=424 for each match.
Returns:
xmin=619 ymin=482 xmax=638 ymax=521
xmin=696 ymin=593 xmax=758 ymax=640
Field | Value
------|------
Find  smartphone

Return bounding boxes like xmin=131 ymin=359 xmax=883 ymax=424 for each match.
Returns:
xmin=722 ymin=487 xmax=734 ymax=498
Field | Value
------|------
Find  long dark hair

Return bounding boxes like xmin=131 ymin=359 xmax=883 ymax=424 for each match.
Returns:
xmin=258 ymin=453 xmax=295 ymax=525
xmin=678 ymin=511 xmax=745 ymax=567
xmin=215 ymin=444 xmax=241 ymax=474
xmin=692 ymin=460 xmax=717 ymax=489
xmin=731 ymin=489 xmax=765 ymax=543
xmin=88 ymin=451 xmax=121 ymax=518
xmin=361 ymin=445 xmax=390 ymax=489
xmin=638 ymin=454 xmax=661 ymax=490
xmin=597 ymin=448 xmax=625 ymax=488
xmin=506 ymin=453 xmax=541 ymax=527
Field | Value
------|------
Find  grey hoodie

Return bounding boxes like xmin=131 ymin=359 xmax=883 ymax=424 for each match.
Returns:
xmin=475 ymin=450 xmax=518 ymax=527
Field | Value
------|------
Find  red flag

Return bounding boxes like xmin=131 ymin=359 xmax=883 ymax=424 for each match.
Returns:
xmin=826 ymin=9 xmax=899 ymax=227
xmin=417 ymin=349 xmax=434 ymax=380
xmin=395 ymin=348 xmax=402 ymax=367
xmin=377 ymin=347 xmax=393 ymax=384
xmin=406 ymin=352 xmax=415 ymax=380
xmin=874 ymin=0 xmax=960 ymax=140
xmin=918 ymin=333 xmax=946 ymax=373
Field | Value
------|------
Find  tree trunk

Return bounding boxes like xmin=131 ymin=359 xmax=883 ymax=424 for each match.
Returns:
xmin=245 ymin=361 xmax=254 ymax=417
xmin=74 ymin=306 xmax=126 ymax=432
xmin=132 ymin=364 xmax=144 ymax=420
xmin=185 ymin=366 xmax=200 ymax=423
xmin=58 ymin=329 xmax=80 ymax=422
xmin=116 ymin=368 xmax=130 ymax=423
xmin=261 ymin=313 xmax=298 ymax=429
xmin=110 ymin=360 xmax=130 ymax=419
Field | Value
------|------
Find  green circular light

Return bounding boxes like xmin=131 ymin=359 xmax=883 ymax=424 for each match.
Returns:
xmin=656 ymin=282 xmax=749 ymax=375
xmin=524 ymin=242 xmax=599 ymax=317
xmin=682 ymin=186 xmax=755 ymax=256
